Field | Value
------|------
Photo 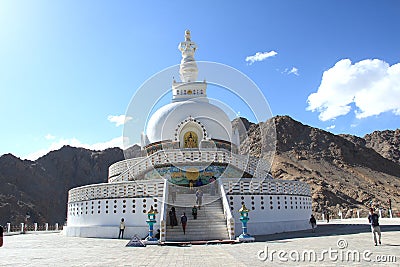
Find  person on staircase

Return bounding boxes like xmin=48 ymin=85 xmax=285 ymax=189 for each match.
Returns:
xmin=170 ymin=186 xmax=177 ymax=204
xmin=196 ymin=189 xmax=203 ymax=209
xmin=181 ymin=212 xmax=188 ymax=235
xmin=189 ymin=180 xmax=194 ymax=191
xmin=192 ymin=205 xmax=198 ymax=219
xmin=169 ymin=207 xmax=178 ymax=228
xmin=195 ymin=179 xmax=203 ymax=187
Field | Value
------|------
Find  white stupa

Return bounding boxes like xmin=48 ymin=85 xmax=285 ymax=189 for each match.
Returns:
xmin=65 ymin=30 xmax=312 ymax=241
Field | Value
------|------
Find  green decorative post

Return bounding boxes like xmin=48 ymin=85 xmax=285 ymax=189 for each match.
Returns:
xmin=237 ymin=204 xmax=255 ymax=242
xmin=144 ymin=206 xmax=159 ymax=244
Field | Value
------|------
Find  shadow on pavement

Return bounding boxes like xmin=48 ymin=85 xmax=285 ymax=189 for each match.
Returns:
xmin=254 ymin=224 xmax=400 ymax=242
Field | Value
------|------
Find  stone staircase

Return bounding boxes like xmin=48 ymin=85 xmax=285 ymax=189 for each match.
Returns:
xmin=165 ymin=192 xmax=229 ymax=242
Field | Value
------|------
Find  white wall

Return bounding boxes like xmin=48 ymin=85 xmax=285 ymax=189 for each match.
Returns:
xmin=227 ymin=194 xmax=312 ymax=236
xmin=64 ymin=226 xmax=149 ymax=239
xmin=67 ymin=197 xmax=159 ymax=233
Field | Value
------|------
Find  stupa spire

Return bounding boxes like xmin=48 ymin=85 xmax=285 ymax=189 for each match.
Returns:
xmin=178 ymin=29 xmax=198 ymax=82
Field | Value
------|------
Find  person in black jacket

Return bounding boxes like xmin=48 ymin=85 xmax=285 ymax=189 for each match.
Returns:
xmin=368 ymin=208 xmax=382 ymax=246
xmin=309 ymin=215 xmax=317 ymax=232
xmin=0 ymin=225 xmax=3 ymax=247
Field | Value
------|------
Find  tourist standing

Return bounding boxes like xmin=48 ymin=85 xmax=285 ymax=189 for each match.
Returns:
xmin=192 ymin=205 xmax=198 ymax=219
xmin=196 ymin=189 xmax=203 ymax=209
xmin=368 ymin=208 xmax=382 ymax=246
xmin=170 ymin=186 xmax=177 ymax=204
xmin=181 ymin=212 xmax=188 ymax=235
xmin=0 ymin=225 xmax=3 ymax=247
xmin=169 ymin=207 xmax=178 ymax=228
xmin=326 ymin=211 xmax=330 ymax=223
xmin=309 ymin=215 xmax=317 ymax=232
xmin=118 ymin=218 xmax=125 ymax=239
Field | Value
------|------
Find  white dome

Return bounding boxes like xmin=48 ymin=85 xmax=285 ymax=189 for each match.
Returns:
xmin=146 ymin=98 xmax=232 ymax=144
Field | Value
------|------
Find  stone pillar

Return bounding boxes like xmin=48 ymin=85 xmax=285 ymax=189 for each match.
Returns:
xmin=379 ymin=209 xmax=382 ymax=218
xmin=34 ymin=223 xmax=38 ymax=231
xmin=45 ymin=223 xmax=49 ymax=231
xmin=357 ymin=210 xmax=360 ymax=218
xmin=55 ymin=223 xmax=59 ymax=231
xmin=20 ymin=223 xmax=24 ymax=232
xmin=7 ymin=223 xmax=10 ymax=233
xmin=322 ymin=213 xmax=325 ymax=221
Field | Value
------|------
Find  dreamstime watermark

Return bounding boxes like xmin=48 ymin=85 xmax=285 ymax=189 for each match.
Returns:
xmin=257 ymin=239 xmax=397 ymax=263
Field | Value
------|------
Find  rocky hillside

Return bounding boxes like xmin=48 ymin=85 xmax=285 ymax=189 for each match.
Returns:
xmin=240 ymin=116 xmax=400 ymax=217
xmin=364 ymin=129 xmax=400 ymax=164
xmin=0 ymin=146 xmax=123 ymax=225
xmin=0 ymin=116 xmax=399 ymax=224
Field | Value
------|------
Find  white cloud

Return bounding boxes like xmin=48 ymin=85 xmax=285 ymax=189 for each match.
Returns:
xmin=107 ymin=115 xmax=133 ymax=127
xmin=307 ymin=59 xmax=400 ymax=121
xmin=283 ymin=67 xmax=299 ymax=76
xmin=245 ymin=51 xmax=277 ymax=65
xmin=326 ymin=125 xmax=336 ymax=130
xmin=45 ymin=134 xmax=55 ymax=140
xmin=23 ymin=136 xmax=126 ymax=161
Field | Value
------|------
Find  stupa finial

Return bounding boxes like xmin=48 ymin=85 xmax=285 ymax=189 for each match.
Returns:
xmin=178 ymin=29 xmax=198 ymax=82
xmin=185 ymin=29 xmax=191 ymax=41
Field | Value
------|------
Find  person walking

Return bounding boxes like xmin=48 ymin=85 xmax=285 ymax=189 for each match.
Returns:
xmin=118 ymin=218 xmax=125 ymax=239
xmin=196 ymin=189 xmax=203 ymax=209
xmin=169 ymin=207 xmax=178 ymax=228
xmin=192 ymin=205 xmax=198 ymax=219
xmin=368 ymin=208 xmax=382 ymax=246
xmin=309 ymin=215 xmax=317 ymax=232
xmin=181 ymin=212 xmax=188 ymax=235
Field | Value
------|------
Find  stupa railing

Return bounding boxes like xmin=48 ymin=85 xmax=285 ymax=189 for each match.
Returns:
xmin=221 ymin=178 xmax=311 ymax=196
xmin=68 ymin=180 xmax=165 ymax=203
xmin=108 ymin=148 xmax=270 ymax=183
xmin=217 ymin=178 xmax=235 ymax=240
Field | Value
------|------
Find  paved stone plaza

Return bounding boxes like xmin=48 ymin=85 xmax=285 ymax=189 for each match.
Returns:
xmin=1 ymin=220 xmax=399 ymax=266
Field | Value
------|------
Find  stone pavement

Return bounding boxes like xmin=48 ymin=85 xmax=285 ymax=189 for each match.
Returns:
xmin=0 ymin=220 xmax=399 ymax=267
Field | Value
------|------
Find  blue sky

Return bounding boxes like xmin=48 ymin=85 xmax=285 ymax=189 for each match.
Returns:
xmin=1 ymin=0 xmax=399 ymax=160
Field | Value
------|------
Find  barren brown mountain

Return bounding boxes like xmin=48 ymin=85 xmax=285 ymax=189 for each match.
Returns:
xmin=239 ymin=116 xmax=400 ymax=218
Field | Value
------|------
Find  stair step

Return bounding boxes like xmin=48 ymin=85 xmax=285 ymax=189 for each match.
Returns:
xmin=165 ymin=191 xmax=229 ymax=241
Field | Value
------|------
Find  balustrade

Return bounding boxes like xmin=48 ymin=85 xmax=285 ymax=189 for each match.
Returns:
xmin=108 ymin=148 xmax=271 ymax=183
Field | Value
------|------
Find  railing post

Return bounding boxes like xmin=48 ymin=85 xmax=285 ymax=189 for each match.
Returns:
xmin=7 ymin=223 xmax=10 ymax=233
xmin=45 ymin=223 xmax=49 ymax=231
xmin=55 ymin=223 xmax=59 ymax=231
xmin=218 ymin=178 xmax=235 ymax=240
xmin=20 ymin=223 xmax=24 ymax=232
xmin=159 ymin=179 xmax=169 ymax=242
xmin=34 ymin=223 xmax=38 ymax=231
